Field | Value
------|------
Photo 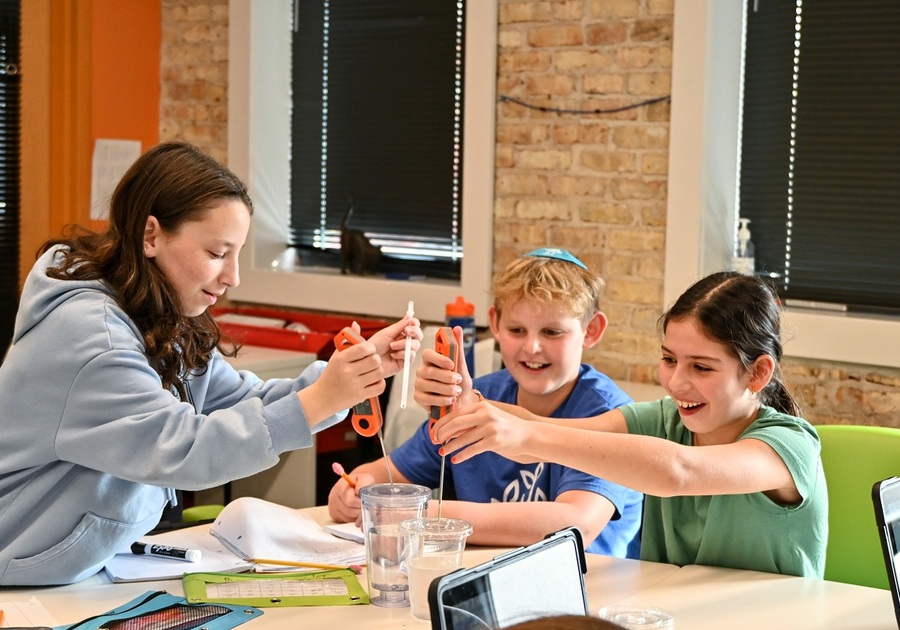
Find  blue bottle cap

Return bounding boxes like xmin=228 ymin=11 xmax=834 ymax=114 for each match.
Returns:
xmin=523 ymin=248 xmax=588 ymax=269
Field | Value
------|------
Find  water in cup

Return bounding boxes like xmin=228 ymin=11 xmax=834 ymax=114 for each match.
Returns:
xmin=401 ymin=517 xmax=473 ymax=620
xmin=368 ymin=523 xmax=405 ymax=593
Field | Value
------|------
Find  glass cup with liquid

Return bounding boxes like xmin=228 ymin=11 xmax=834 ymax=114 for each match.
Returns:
xmin=359 ymin=483 xmax=432 ymax=607
xmin=400 ymin=517 xmax=473 ymax=620
xmin=597 ymin=605 xmax=675 ymax=629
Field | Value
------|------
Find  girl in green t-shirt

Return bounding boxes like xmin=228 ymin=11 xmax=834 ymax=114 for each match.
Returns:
xmin=416 ymin=271 xmax=827 ymax=578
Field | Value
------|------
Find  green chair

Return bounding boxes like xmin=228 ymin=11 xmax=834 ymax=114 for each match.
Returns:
xmin=815 ymin=424 xmax=900 ymax=589
xmin=182 ymin=504 xmax=225 ymax=524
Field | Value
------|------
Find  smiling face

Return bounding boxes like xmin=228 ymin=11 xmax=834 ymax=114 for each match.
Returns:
xmin=143 ymin=199 xmax=251 ymax=317
xmin=490 ymin=297 xmax=606 ymax=415
xmin=659 ymin=317 xmax=764 ymax=444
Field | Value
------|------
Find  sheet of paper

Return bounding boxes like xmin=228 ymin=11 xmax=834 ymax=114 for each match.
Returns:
xmin=323 ymin=521 xmax=364 ymax=544
xmin=104 ymin=527 xmax=250 ymax=583
xmin=90 ymin=139 xmax=141 ymax=220
xmin=206 ymin=576 xmax=350 ymax=598
xmin=0 ymin=597 xmax=59 ymax=626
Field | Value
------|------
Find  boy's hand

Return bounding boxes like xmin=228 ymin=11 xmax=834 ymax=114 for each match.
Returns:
xmin=327 ymin=471 xmax=377 ymax=524
xmin=413 ymin=326 xmax=478 ymax=410
xmin=368 ymin=314 xmax=423 ymax=377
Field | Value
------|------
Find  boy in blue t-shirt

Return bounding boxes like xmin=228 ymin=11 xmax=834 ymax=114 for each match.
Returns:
xmin=327 ymin=249 xmax=642 ymax=558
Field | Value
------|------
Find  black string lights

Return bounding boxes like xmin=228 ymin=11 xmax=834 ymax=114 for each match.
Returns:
xmin=498 ymin=94 xmax=671 ymax=116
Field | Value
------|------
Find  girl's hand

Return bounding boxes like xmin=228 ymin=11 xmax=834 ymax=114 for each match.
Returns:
xmin=367 ymin=314 xmax=423 ymax=377
xmin=308 ymin=330 xmax=385 ymax=420
xmin=431 ymin=401 xmax=534 ymax=464
xmin=413 ymin=326 xmax=477 ymax=410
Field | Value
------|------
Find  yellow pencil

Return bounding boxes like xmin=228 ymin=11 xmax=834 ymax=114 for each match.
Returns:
xmin=250 ymin=557 xmax=363 ymax=573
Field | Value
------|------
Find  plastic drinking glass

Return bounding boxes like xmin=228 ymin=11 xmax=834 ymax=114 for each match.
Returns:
xmin=401 ymin=517 xmax=473 ymax=620
xmin=597 ymin=605 xmax=675 ymax=629
xmin=359 ymin=483 xmax=431 ymax=607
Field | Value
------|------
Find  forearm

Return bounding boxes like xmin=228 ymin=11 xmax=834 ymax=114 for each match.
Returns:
xmin=429 ymin=498 xmax=608 ymax=548
xmin=524 ymin=425 xmax=694 ymax=496
xmin=488 ymin=400 xmax=623 ymax=433
xmin=524 ymin=424 xmax=792 ymax=498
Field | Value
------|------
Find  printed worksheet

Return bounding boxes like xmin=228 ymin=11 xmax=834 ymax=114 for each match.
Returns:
xmin=206 ymin=577 xmax=350 ymax=599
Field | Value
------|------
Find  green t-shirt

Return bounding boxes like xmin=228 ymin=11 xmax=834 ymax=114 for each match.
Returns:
xmin=621 ymin=398 xmax=828 ymax=578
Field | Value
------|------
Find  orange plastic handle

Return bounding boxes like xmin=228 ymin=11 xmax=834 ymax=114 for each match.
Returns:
xmin=429 ymin=326 xmax=460 ymax=427
xmin=333 ymin=327 xmax=383 ymax=438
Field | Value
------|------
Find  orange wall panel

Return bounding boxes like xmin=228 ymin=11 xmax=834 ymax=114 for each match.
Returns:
xmin=91 ymin=0 xmax=160 ymax=148
xmin=89 ymin=0 xmax=160 ymax=231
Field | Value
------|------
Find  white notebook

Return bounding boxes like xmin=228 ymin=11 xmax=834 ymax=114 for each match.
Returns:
xmin=209 ymin=497 xmax=365 ymax=565
xmin=104 ymin=497 xmax=364 ymax=582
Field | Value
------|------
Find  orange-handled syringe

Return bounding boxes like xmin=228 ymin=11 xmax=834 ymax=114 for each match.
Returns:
xmin=430 ymin=326 xmax=459 ymax=519
xmin=333 ymin=327 xmax=393 ymax=484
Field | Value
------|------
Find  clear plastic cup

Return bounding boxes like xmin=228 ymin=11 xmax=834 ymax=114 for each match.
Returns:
xmin=359 ymin=483 xmax=431 ymax=607
xmin=597 ymin=605 xmax=675 ymax=629
xmin=401 ymin=517 xmax=473 ymax=620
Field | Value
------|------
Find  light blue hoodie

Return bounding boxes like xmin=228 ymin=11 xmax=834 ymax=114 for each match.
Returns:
xmin=0 ymin=247 xmax=345 ymax=585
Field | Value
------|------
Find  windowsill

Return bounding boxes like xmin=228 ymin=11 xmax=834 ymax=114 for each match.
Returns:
xmin=229 ymin=266 xmax=472 ymax=324
xmin=781 ymin=308 xmax=900 ymax=368
xmin=263 ymin=253 xmax=459 ymax=286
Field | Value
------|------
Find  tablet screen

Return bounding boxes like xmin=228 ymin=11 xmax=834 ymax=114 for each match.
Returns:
xmin=873 ymin=477 xmax=900 ymax=626
xmin=430 ymin=529 xmax=588 ymax=630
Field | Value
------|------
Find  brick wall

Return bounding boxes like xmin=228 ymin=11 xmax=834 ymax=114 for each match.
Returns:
xmin=494 ymin=0 xmax=671 ymax=389
xmin=159 ymin=0 xmax=900 ymax=428
xmin=159 ymin=0 xmax=229 ymax=164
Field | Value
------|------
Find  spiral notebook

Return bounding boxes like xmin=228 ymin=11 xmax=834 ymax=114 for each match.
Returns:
xmin=208 ymin=497 xmax=365 ymax=566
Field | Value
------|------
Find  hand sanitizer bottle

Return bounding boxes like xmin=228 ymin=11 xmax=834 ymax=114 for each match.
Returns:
xmin=732 ymin=218 xmax=755 ymax=274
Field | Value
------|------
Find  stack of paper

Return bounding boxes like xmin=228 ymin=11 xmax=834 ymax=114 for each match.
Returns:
xmin=323 ymin=521 xmax=365 ymax=544
xmin=104 ymin=497 xmax=364 ymax=583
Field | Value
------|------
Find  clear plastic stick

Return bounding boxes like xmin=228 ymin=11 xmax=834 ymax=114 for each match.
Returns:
xmin=378 ymin=428 xmax=394 ymax=485
xmin=437 ymin=452 xmax=446 ymax=520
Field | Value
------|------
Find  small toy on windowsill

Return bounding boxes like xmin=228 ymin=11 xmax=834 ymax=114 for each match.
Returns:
xmin=340 ymin=198 xmax=381 ymax=276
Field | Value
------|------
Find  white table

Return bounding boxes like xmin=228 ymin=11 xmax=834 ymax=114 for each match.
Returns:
xmin=613 ymin=563 xmax=896 ymax=629
xmin=1 ymin=507 xmax=895 ymax=629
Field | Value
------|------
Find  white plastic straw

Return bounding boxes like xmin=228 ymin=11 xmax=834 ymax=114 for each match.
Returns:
xmin=400 ymin=301 xmax=414 ymax=409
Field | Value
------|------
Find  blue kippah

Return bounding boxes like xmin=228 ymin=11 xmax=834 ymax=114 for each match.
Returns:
xmin=524 ymin=248 xmax=588 ymax=269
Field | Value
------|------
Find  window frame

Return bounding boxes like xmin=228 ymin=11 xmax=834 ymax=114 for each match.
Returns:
xmin=0 ymin=0 xmax=21 ymax=355
xmin=226 ymin=0 xmax=496 ymax=326
xmin=665 ymin=0 xmax=900 ymax=369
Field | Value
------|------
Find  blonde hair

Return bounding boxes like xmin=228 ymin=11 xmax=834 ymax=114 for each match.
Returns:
xmin=492 ymin=254 xmax=604 ymax=328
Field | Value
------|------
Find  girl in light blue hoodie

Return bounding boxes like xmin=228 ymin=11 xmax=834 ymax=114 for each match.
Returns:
xmin=0 ymin=142 xmax=421 ymax=585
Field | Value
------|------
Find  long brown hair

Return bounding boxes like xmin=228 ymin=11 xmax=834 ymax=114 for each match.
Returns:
xmin=661 ymin=271 xmax=801 ymax=417
xmin=41 ymin=142 xmax=253 ymax=401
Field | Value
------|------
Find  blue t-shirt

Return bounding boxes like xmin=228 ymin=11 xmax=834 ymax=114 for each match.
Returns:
xmin=392 ymin=365 xmax=643 ymax=558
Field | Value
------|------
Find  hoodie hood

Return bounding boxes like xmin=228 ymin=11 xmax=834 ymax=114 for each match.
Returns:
xmin=14 ymin=246 xmax=117 ymax=345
